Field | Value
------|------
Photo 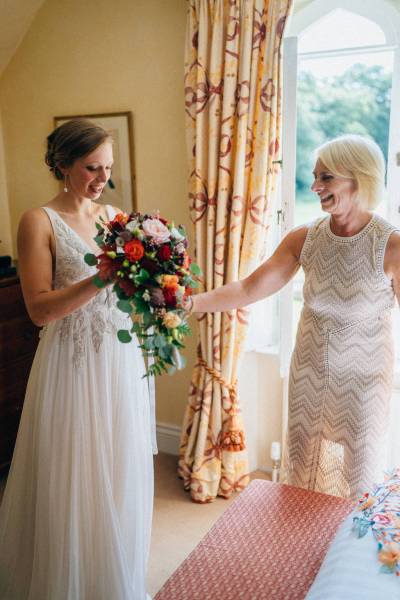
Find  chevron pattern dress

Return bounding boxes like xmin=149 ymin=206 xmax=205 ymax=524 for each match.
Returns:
xmin=287 ymin=214 xmax=398 ymax=500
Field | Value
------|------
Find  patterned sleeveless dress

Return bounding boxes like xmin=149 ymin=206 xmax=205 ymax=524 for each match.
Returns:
xmin=287 ymin=213 xmax=398 ymax=500
xmin=0 ymin=206 xmax=154 ymax=600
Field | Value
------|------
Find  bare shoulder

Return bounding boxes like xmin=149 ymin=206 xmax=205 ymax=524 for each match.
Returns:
xmin=386 ymin=230 xmax=400 ymax=251
xmin=18 ymin=207 xmax=52 ymax=237
xmin=280 ymin=223 xmax=310 ymax=261
xmin=385 ymin=230 xmax=400 ymax=274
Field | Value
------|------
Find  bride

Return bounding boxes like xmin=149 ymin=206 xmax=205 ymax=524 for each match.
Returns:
xmin=0 ymin=119 xmax=154 ymax=599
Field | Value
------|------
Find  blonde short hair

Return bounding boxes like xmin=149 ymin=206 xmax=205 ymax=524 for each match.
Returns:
xmin=315 ymin=134 xmax=386 ymax=209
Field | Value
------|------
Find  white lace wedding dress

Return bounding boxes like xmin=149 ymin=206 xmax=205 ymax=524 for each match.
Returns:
xmin=0 ymin=206 xmax=154 ymax=600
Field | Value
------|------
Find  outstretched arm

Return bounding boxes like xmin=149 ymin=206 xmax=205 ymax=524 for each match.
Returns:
xmin=191 ymin=225 xmax=308 ymax=313
xmin=18 ymin=208 xmax=100 ymax=327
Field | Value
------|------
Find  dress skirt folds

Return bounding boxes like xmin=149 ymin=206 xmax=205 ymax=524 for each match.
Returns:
xmin=0 ymin=206 xmax=154 ymax=600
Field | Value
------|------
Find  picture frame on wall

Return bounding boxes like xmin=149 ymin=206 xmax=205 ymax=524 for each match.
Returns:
xmin=54 ymin=111 xmax=136 ymax=212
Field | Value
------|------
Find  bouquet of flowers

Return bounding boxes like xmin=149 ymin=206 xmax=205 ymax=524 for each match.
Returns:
xmin=84 ymin=212 xmax=200 ymax=378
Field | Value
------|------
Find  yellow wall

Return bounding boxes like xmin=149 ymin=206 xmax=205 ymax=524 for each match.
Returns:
xmin=0 ymin=113 xmax=12 ymax=257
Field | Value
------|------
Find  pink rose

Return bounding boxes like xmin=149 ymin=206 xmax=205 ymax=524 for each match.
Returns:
xmin=142 ymin=218 xmax=171 ymax=244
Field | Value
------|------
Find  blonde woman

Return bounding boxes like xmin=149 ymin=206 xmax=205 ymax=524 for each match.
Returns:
xmin=185 ymin=134 xmax=400 ymax=500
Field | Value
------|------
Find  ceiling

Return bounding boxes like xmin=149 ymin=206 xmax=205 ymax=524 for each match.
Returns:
xmin=0 ymin=0 xmax=399 ymax=80
xmin=0 ymin=0 xmax=44 ymax=78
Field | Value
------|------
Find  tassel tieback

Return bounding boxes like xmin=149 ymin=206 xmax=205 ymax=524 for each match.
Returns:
xmin=197 ymin=354 xmax=246 ymax=452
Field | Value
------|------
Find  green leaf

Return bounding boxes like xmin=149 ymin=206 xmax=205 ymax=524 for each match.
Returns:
xmin=95 ymin=223 xmax=104 ymax=231
xmin=117 ymin=329 xmax=132 ymax=343
xmin=134 ymin=298 xmax=149 ymax=314
xmin=113 ymin=283 xmax=128 ymax=300
xmin=136 ymin=268 xmax=150 ymax=282
xmin=94 ymin=235 xmax=104 ymax=246
xmin=144 ymin=337 xmax=155 ymax=351
xmin=117 ymin=299 xmax=133 ymax=314
xmin=154 ymin=334 xmax=166 ymax=348
xmin=143 ymin=312 xmax=153 ymax=329
xmin=189 ymin=263 xmax=202 ymax=276
xmin=84 ymin=253 xmax=98 ymax=266
xmin=92 ymin=274 xmax=106 ymax=288
xmin=159 ymin=344 xmax=173 ymax=361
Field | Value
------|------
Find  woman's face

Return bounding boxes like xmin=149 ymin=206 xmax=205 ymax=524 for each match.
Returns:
xmin=64 ymin=141 xmax=113 ymax=200
xmin=311 ymin=159 xmax=357 ymax=215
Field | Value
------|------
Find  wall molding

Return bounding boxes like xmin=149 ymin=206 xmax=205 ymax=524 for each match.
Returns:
xmin=156 ymin=421 xmax=181 ymax=456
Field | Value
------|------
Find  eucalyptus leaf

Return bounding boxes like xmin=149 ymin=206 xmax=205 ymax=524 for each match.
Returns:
xmin=189 ymin=263 xmax=202 ymax=276
xmin=93 ymin=274 xmax=106 ymax=288
xmin=154 ymin=335 xmax=166 ymax=348
xmin=117 ymin=330 xmax=132 ymax=343
xmin=144 ymin=338 xmax=155 ymax=351
xmin=117 ymin=299 xmax=133 ymax=314
xmin=84 ymin=253 xmax=98 ymax=266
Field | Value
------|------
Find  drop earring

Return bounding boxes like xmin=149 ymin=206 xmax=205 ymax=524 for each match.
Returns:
xmin=63 ymin=175 xmax=68 ymax=193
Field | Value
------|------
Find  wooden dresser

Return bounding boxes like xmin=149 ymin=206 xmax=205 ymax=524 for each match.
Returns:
xmin=0 ymin=277 xmax=40 ymax=473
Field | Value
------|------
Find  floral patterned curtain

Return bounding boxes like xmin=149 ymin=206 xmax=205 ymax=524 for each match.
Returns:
xmin=179 ymin=0 xmax=293 ymax=503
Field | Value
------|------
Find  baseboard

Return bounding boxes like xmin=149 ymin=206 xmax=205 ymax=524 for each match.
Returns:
xmin=156 ymin=422 xmax=181 ymax=456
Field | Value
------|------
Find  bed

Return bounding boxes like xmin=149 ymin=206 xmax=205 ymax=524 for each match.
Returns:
xmin=154 ymin=472 xmax=400 ymax=599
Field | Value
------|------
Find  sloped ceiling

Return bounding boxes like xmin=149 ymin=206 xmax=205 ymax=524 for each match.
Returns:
xmin=0 ymin=0 xmax=45 ymax=78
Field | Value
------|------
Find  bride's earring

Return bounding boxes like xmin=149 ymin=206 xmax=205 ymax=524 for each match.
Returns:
xmin=63 ymin=175 xmax=68 ymax=193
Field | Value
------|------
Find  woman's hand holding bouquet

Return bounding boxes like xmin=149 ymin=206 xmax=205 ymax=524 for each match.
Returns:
xmin=84 ymin=211 xmax=200 ymax=377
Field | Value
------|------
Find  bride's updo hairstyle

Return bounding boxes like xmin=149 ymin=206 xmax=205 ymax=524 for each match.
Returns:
xmin=315 ymin=134 xmax=386 ymax=209
xmin=45 ymin=119 xmax=111 ymax=181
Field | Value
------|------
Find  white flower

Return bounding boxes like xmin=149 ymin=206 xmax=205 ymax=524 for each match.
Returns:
xmin=143 ymin=290 xmax=151 ymax=302
xmin=125 ymin=219 xmax=139 ymax=232
xmin=142 ymin=219 xmax=171 ymax=244
xmin=175 ymin=242 xmax=185 ymax=255
xmin=170 ymin=227 xmax=185 ymax=242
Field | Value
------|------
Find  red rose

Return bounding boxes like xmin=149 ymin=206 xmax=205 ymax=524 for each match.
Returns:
xmin=124 ymin=240 xmax=144 ymax=262
xmin=117 ymin=278 xmax=137 ymax=298
xmin=97 ymin=254 xmax=120 ymax=282
xmin=163 ymin=287 xmax=177 ymax=307
xmin=157 ymin=244 xmax=172 ymax=261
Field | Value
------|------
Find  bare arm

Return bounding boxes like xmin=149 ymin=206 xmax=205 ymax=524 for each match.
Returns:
xmin=384 ymin=231 xmax=400 ymax=305
xmin=17 ymin=208 xmax=101 ymax=327
xmin=192 ymin=225 xmax=308 ymax=313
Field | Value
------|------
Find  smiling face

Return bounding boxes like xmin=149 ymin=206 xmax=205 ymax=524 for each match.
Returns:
xmin=63 ymin=141 xmax=114 ymax=200
xmin=311 ymin=159 xmax=357 ymax=216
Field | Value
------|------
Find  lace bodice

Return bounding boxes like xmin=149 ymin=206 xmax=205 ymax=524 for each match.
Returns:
xmin=300 ymin=213 xmax=398 ymax=332
xmin=41 ymin=206 xmax=131 ymax=367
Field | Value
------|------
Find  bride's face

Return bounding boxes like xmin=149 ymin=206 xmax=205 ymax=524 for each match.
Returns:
xmin=65 ymin=141 xmax=114 ymax=200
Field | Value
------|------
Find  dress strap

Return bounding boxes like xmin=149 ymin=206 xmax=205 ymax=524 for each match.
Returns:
xmin=105 ymin=205 xmax=117 ymax=220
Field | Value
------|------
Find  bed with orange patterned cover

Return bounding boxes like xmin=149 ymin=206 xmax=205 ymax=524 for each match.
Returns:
xmin=154 ymin=479 xmax=352 ymax=600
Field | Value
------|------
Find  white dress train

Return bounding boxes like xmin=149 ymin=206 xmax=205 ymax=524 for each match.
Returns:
xmin=0 ymin=206 xmax=154 ymax=600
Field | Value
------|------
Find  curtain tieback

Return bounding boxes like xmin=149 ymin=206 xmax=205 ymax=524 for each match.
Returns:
xmin=197 ymin=353 xmax=246 ymax=452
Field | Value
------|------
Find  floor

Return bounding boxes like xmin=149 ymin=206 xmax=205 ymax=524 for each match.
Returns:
xmin=148 ymin=453 xmax=269 ymax=596
xmin=0 ymin=453 xmax=269 ymax=598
